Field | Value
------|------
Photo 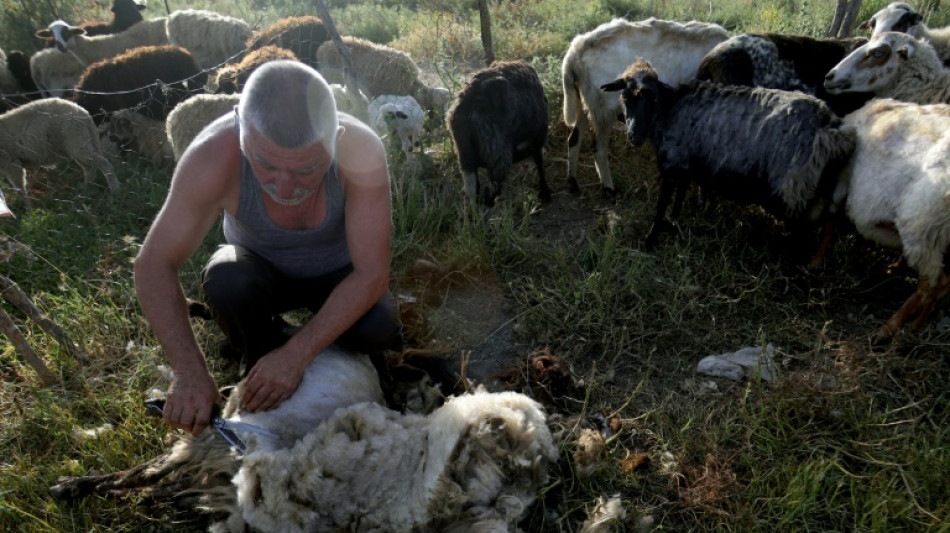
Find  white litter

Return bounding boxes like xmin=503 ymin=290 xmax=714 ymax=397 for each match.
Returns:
xmin=697 ymin=344 xmax=777 ymax=382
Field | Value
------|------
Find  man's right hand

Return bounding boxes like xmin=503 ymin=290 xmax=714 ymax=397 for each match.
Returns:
xmin=163 ymin=370 xmax=220 ymax=436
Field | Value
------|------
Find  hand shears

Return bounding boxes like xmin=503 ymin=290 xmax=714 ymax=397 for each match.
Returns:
xmin=145 ymin=398 xmax=279 ymax=453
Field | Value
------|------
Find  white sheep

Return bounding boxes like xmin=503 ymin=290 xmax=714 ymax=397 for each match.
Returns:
xmin=108 ymin=109 xmax=174 ymax=168
xmin=368 ymin=94 xmax=425 ymax=157
xmin=562 ymin=17 xmax=729 ymax=197
xmin=0 ymin=98 xmax=117 ymax=192
xmin=860 ymin=2 xmax=950 ymax=65
xmin=824 ymin=31 xmax=950 ymax=104
xmin=165 ymin=9 xmax=253 ymax=70
xmin=165 ymin=93 xmax=240 ymax=160
xmin=316 ymin=36 xmax=449 ymax=114
xmin=30 ymin=17 xmax=168 ymax=97
xmin=835 ymin=99 xmax=950 ymax=342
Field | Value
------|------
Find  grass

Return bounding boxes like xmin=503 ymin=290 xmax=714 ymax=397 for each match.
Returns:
xmin=2 ymin=0 xmax=950 ymax=531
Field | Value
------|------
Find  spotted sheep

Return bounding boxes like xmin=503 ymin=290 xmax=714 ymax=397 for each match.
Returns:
xmin=696 ymin=33 xmax=874 ymax=116
xmin=860 ymin=2 xmax=950 ymax=66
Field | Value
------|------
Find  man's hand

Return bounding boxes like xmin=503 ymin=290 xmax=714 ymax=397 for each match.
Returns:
xmin=242 ymin=346 xmax=307 ymax=412
xmin=164 ymin=370 xmax=220 ymax=436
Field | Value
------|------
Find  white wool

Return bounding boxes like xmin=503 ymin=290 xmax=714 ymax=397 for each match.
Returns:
xmin=561 ymin=17 xmax=728 ymax=192
xmin=165 ymin=9 xmax=253 ymax=70
xmin=165 ymin=93 xmax=241 ymax=160
xmin=230 ymin=389 xmax=556 ymax=533
xmin=580 ymin=495 xmax=626 ymax=533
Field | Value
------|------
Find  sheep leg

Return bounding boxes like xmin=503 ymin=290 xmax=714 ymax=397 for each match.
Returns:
xmin=78 ymin=152 xmax=118 ymax=193
xmin=592 ymin=118 xmax=616 ymax=200
xmin=532 ymin=149 xmax=551 ymax=203
xmin=461 ymin=168 xmax=479 ymax=200
xmin=908 ymin=272 xmax=950 ymax=332
xmin=644 ymin=172 xmax=680 ymax=250
xmin=565 ymin=112 xmax=588 ymax=195
xmin=876 ymin=285 xmax=926 ymax=344
xmin=50 ymin=450 xmax=184 ymax=499
xmin=809 ymin=217 xmax=838 ymax=270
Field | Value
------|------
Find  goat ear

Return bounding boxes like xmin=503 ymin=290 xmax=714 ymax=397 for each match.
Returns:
xmin=600 ymin=79 xmax=626 ymax=92
xmin=857 ymin=18 xmax=873 ymax=31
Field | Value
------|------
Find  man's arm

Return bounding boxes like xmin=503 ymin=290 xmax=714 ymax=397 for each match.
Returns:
xmin=134 ymin=117 xmax=240 ymax=435
xmin=241 ymin=118 xmax=392 ymax=413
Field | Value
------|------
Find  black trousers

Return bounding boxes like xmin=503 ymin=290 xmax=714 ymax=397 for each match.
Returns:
xmin=202 ymin=244 xmax=402 ymax=374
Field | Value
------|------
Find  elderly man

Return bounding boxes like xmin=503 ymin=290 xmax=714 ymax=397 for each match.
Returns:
xmin=134 ymin=60 xmax=401 ymax=436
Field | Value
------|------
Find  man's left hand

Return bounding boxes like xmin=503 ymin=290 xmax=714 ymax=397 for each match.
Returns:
xmin=242 ymin=347 xmax=306 ymax=412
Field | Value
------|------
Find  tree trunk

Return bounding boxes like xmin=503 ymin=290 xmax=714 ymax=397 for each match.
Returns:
xmin=0 ymin=305 xmax=57 ymax=386
xmin=828 ymin=0 xmax=847 ymax=37
xmin=477 ymin=0 xmax=494 ymax=66
xmin=312 ymin=0 xmax=359 ymax=88
xmin=838 ymin=0 xmax=864 ymax=38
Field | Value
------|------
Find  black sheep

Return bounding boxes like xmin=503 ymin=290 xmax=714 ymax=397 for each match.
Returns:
xmin=602 ymin=59 xmax=855 ymax=252
xmin=73 ymin=45 xmax=207 ymax=124
xmin=447 ymin=60 xmax=550 ymax=206
xmin=696 ymin=33 xmax=874 ymax=116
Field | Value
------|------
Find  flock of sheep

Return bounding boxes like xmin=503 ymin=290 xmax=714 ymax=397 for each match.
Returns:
xmin=3 ymin=1 xmax=949 ymax=530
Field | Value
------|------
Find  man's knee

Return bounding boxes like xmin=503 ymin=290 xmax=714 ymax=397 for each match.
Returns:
xmin=338 ymin=298 xmax=403 ymax=354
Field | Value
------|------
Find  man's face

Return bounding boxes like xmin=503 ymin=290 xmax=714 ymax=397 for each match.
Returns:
xmin=241 ymin=128 xmax=334 ymax=207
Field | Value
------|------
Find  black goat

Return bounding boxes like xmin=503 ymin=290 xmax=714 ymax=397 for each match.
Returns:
xmin=447 ymin=60 xmax=550 ymax=206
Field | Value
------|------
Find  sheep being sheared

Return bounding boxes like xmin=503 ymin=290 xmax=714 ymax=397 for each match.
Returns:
xmin=50 ymin=347 xmax=557 ymax=533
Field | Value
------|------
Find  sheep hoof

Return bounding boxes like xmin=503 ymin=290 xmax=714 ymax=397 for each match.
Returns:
xmin=601 ymin=187 xmax=617 ymax=202
xmin=872 ymin=326 xmax=896 ymax=346
xmin=566 ymin=177 xmax=580 ymax=195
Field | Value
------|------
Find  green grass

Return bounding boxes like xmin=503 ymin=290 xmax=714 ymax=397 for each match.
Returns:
xmin=2 ymin=0 xmax=950 ymax=531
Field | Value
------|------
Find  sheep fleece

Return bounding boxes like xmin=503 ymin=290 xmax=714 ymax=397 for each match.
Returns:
xmin=234 ymin=390 xmax=557 ymax=533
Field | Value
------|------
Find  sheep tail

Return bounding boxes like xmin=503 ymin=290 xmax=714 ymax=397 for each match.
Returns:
xmin=562 ymin=60 xmax=580 ymax=127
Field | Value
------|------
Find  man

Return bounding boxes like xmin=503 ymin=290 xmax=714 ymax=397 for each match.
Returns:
xmin=134 ymin=60 xmax=401 ymax=437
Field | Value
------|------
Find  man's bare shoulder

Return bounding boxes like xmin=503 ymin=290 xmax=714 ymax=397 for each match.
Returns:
xmin=336 ymin=115 xmax=386 ymax=184
xmin=170 ymin=114 xmax=242 ymax=212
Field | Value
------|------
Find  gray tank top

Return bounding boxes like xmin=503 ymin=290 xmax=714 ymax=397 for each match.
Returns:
xmin=223 ymin=114 xmax=350 ymax=278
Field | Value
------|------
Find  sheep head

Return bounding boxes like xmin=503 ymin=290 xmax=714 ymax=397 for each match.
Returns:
xmin=823 ymin=32 xmax=921 ymax=95
xmin=600 ymin=58 xmax=660 ymax=147
xmin=859 ymin=2 xmax=924 ymax=36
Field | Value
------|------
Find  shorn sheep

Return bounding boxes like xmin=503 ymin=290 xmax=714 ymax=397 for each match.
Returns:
xmin=860 ymin=2 xmax=950 ymax=65
xmin=50 ymin=347 xmax=557 ymax=533
xmin=368 ymin=94 xmax=425 ymax=157
xmin=31 ymin=17 xmax=169 ymax=97
xmin=696 ymin=33 xmax=873 ymax=117
xmin=0 ymin=98 xmax=117 ymax=193
xmin=601 ymin=59 xmax=854 ymax=251
xmin=73 ymin=44 xmax=207 ymax=124
xmin=834 ymin=99 xmax=950 ymax=342
xmin=165 ymin=93 xmax=240 ymax=160
xmin=562 ymin=17 xmax=729 ymax=198
xmin=246 ymin=15 xmax=329 ymax=69
xmin=447 ymin=60 xmax=550 ymax=206
xmin=165 ymin=9 xmax=253 ymax=70
xmin=316 ymin=36 xmax=451 ymax=114
xmin=824 ymin=32 xmax=950 ymax=105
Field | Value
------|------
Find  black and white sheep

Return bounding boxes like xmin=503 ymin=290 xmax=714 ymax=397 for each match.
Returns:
xmin=165 ymin=9 xmax=253 ymax=70
xmin=31 ymin=17 xmax=169 ymax=97
xmin=447 ymin=60 xmax=550 ymax=206
xmin=316 ymin=36 xmax=451 ymax=114
xmin=165 ymin=93 xmax=240 ymax=160
xmin=834 ymin=99 xmax=950 ymax=342
xmin=824 ymin=32 xmax=950 ymax=105
xmin=46 ymin=0 xmax=147 ymax=43
xmin=368 ymin=94 xmax=425 ymax=157
xmin=246 ymin=15 xmax=329 ymax=69
xmin=860 ymin=2 xmax=950 ymax=65
xmin=73 ymin=44 xmax=207 ymax=124
xmin=0 ymin=98 xmax=117 ymax=193
xmin=696 ymin=33 xmax=873 ymax=117
xmin=50 ymin=347 xmax=557 ymax=533
xmin=601 ymin=59 xmax=855 ymax=251
xmin=209 ymin=45 xmax=297 ymax=94
xmin=562 ymin=17 xmax=729 ymax=198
